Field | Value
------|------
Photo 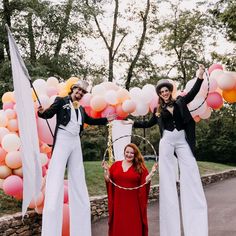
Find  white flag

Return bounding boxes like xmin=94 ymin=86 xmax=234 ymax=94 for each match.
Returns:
xmin=6 ymin=25 xmax=42 ymax=216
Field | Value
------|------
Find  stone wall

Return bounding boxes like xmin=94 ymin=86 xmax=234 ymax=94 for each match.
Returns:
xmin=1 ymin=169 xmax=236 ymax=236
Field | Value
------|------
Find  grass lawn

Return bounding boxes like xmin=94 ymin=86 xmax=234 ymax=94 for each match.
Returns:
xmin=0 ymin=161 xmax=235 ymax=217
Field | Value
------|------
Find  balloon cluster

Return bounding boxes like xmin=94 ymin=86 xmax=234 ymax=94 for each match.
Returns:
xmin=185 ymin=63 xmax=236 ymax=122
xmin=0 ymin=64 xmax=235 ymax=235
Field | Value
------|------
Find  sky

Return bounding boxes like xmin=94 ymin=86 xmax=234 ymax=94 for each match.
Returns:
xmin=48 ymin=0 xmax=234 ymax=80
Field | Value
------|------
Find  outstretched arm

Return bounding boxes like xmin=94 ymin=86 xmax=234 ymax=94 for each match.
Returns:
xmin=133 ymin=111 xmax=158 ymax=128
xmin=38 ymin=96 xmax=62 ymax=119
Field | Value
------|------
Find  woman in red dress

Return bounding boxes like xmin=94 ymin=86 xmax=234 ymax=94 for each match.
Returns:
xmin=102 ymin=143 xmax=157 ymax=236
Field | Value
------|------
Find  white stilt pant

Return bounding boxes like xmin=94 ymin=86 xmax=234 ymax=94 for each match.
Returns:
xmin=159 ymin=129 xmax=208 ymax=236
xmin=42 ymin=129 xmax=91 ymax=236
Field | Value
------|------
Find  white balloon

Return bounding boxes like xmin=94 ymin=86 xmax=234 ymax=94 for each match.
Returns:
xmin=217 ymin=72 xmax=236 ymax=90
xmin=1 ymin=133 xmax=21 ymax=152
xmin=92 ymin=85 xmax=106 ymax=96
xmin=188 ymin=97 xmax=207 ymax=117
xmin=141 ymin=85 xmax=156 ymax=104
xmin=129 ymin=87 xmax=143 ymax=102
xmin=46 ymin=77 xmax=59 ymax=87
xmin=104 ymin=90 xmax=118 ymax=105
xmin=185 ymin=78 xmax=197 ymax=93
xmin=199 ymin=107 xmax=211 ymax=119
xmin=135 ymin=103 xmax=149 ymax=116
xmin=33 ymin=79 xmax=47 ymax=95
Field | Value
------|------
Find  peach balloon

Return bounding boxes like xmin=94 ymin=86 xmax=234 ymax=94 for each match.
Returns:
xmin=37 ymin=117 xmax=56 ymax=145
xmin=122 ymin=100 xmax=136 ymax=113
xmin=5 ymin=109 xmax=17 ymax=120
xmin=29 ymin=192 xmax=44 ymax=209
xmin=62 ymin=204 xmax=70 ymax=236
xmin=199 ymin=107 xmax=211 ymax=119
xmin=0 ymin=165 xmax=12 ymax=179
xmin=102 ymin=81 xmax=119 ymax=91
xmin=2 ymin=92 xmax=14 ymax=103
xmin=13 ymin=167 xmax=23 ymax=177
xmin=5 ymin=151 xmax=22 ymax=169
xmin=90 ymin=96 xmax=107 ymax=112
xmin=40 ymin=153 xmax=48 ymax=166
xmin=222 ymin=89 xmax=236 ymax=103
xmin=35 ymin=204 xmax=44 ymax=214
xmin=0 ymin=112 xmax=8 ymax=127
xmin=217 ymin=72 xmax=236 ymax=91
xmin=91 ymin=84 xmax=106 ymax=96
xmin=3 ymin=175 xmax=23 ymax=196
xmin=117 ymin=89 xmax=130 ymax=103
xmin=7 ymin=119 xmax=18 ymax=132
xmin=46 ymin=87 xmax=58 ymax=97
xmin=0 ymin=147 xmax=7 ymax=165
xmin=193 ymin=116 xmax=201 ymax=123
xmin=0 ymin=127 xmax=10 ymax=142
xmin=1 ymin=133 xmax=21 ymax=152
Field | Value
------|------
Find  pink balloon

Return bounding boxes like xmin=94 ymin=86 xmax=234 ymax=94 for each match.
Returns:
xmin=80 ymin=93 xmax=92 ymax=107
xmin=7 ymin=119 xmax=18 ymax=132
xmin=37 ymin=117 xmax=56 ymax=145
xmin=84 ymin=106 xmax=91 ymax=116
xmin=5 ymin=109 xmax=17 ymax=119
xmin=90 ymin=96 xmax=107 ymax=112
xmin=3 ymin=175 xmax=23 ymax=196
xmin=3 ymin=102 xmax=15 ymax=110
xmin=64 ymin=185 xmax=69 ymax=203
xmin=5 ymin=151 xmax=22 ymax=169
xmin=206 ymin=92 xmax=223 ymax=110
xmin=46 ymin=87 xmax=58 ymax=97
xmin=208 ymin=64 xmax=223 ymax=75
xmin=101 ymin=105 xmax=116 ymax=118
xmin=149 ymin=95 xmax=159 ymax=113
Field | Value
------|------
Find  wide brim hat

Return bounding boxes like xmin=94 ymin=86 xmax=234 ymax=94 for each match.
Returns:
xmin=156 ymin=79 xmax=173 ymax=94
xmin=71 ymin=80 xmax=89 ymax=93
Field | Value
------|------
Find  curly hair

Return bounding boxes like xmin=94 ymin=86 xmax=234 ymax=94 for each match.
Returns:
xmin=124 ymin=143 xmax=147 ymax=174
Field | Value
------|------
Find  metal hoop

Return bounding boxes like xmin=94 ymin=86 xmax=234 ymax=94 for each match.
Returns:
xmin=103 ymin=134 xmax=158 ymax=191
xmin=103 ymin=134 xmax=158 ymax=163
xmin=166 ymin=59 xmax=210 ymax=113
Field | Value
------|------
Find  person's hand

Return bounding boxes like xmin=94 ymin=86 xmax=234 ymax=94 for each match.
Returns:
xmin=101 ymin=160 xmax=109 ymax=172
xmin=38 ymin=105 xmax=44 ymax=114
xmin=121 ymin=119 xmax=134 ymax=125
xmin=151 ymin=162 xmax=158 ymax=175
xmin=106 ymin=113 xmax=117 ymax=122
xmin=197 ymin=64 xmax=205 ymax=80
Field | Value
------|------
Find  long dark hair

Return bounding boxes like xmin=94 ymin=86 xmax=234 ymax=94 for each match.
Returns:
xmin=157 ymin=90 xmax=175 ymax=115
xmin=124 ymin=143 xmax=147 ymax=174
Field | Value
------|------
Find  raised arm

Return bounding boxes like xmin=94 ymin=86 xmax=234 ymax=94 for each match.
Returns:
xmin=183 ymin=64 xmax=205 ymax=104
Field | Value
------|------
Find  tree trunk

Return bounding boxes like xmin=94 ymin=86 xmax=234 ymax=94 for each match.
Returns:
xmin=125 ymin=0 xmax=150 ymax=89
xmin=54 ymin=0 xmax=73 ymax=58
xmin=27 ymin=12 xmax=36 ymax=65
xmin=3 ymin=0 xmax=11 ymax=60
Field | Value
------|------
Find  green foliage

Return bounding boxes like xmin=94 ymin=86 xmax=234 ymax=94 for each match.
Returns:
xmin=196 ymin=105 xmax=236 ymax=163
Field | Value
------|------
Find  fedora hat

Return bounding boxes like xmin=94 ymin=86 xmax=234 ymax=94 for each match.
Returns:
xmin=71 ymin=80 xmax=89 ymax=93
xmin=156 ymin=79 xmax=173 ymax=94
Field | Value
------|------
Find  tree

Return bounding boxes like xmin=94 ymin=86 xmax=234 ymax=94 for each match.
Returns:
xmin=155 ymin=0 xmax=210 ymax=87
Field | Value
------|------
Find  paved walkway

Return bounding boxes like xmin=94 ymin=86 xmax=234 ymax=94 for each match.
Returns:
xmin=92 ymin=177 xmax=236 ymax=236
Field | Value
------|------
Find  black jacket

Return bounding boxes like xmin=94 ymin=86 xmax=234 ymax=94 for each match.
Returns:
xmin=134 ymin=78 xmax=203 ymax=155
xmin=38 ymin=96 xmax=108 ymax=147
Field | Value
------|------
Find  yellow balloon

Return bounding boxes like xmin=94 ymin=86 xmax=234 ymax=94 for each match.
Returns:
xmin=222 ymin=89 xmax=236 ymax=103
xmin=65 ymin=77 xmax=79 ymax=91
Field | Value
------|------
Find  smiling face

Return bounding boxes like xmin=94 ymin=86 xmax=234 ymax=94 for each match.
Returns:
xmin=124 ymin=146 xmax=135 ymax=163
xmin=159 ymin=86 xmax=172 ymax=103
xmin=71 ymin=86 xmax=87 ymax=101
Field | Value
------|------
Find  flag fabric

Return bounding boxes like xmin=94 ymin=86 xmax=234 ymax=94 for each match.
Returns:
xmin=6 ymin=25 xmax=42 ymax=216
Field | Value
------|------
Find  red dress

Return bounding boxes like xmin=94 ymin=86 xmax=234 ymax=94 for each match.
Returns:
xmin=107 ymin=161 xmax=150 ymax=236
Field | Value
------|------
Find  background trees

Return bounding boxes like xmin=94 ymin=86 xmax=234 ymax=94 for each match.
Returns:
xmin=0 ymin=0 xmax=235 ymax=162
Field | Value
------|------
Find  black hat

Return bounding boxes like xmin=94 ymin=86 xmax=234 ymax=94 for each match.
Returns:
xmin=156 ymin=79 xmax=173 ymax=94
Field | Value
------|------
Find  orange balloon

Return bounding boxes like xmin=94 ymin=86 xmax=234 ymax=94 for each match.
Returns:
xmin=222 ymin=89 xmax=236 ymax=103
xmin=194 ymin=116 xmax=201 ymax=123
xmin=2 ymin=92 xmax=14 ymax=103
xmin=29 ymin=192 xmax=44 ymax=209
xmin=62 ymin=204 xmax=70 ymax=236
xmin=0 ymin=147 xmax=7 ymax=165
